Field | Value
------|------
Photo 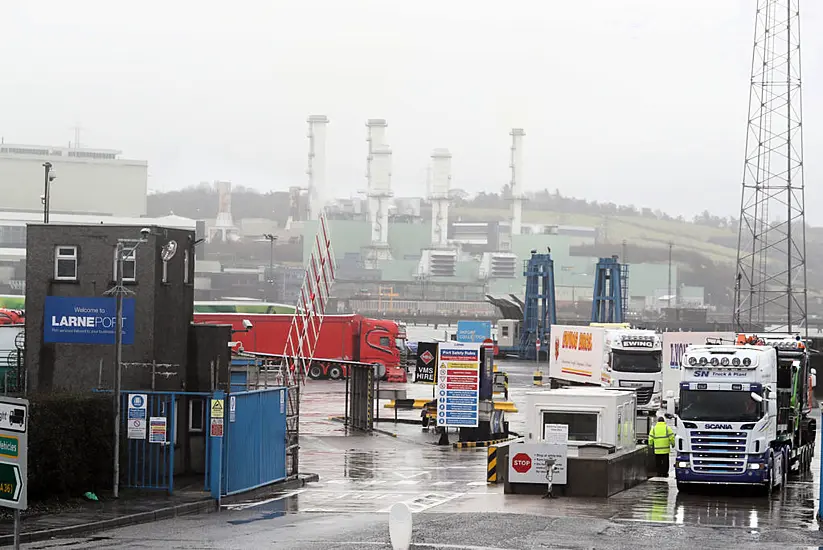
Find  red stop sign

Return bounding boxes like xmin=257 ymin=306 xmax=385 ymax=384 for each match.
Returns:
xmin=512 ymin=452 xmax=532 ymax=474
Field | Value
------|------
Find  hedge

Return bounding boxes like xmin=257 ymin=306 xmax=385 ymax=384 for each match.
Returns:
xmin=26 ymin=393 xmax=115 ymax=500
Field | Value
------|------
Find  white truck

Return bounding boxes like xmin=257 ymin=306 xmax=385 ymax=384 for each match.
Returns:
xmin=674 ymin=335 xmax=816 ymax=494
xmin=662 ymin=332 xmax=734 ymax=414
xmin=548 ymin=324 xmax=663 ymax=415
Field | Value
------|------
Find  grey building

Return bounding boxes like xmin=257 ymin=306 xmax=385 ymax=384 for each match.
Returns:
xmin=25 ymin=224 xmax=196 ymax=393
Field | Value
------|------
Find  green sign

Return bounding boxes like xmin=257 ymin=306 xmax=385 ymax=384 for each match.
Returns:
xmin=0 ymin=436 xmax=18 ymax=458
xmin=0 ymin=462 xmax=21 ymax=503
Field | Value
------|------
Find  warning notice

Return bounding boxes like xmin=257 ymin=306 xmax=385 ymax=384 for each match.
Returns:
xmin=436 ymin=342 xmax=480 ymax=428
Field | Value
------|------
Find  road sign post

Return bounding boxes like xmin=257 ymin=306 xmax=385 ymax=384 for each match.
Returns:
xmin=0 ymin=396 xmax=28 ymax=550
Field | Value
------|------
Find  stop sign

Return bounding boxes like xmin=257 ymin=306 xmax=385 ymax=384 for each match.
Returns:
xmin=512 ymin=452 xmax=532 ymax=474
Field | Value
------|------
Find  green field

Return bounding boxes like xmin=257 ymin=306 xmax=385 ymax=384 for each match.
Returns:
xmin=453 ymin=207 xmax=742 ymax=264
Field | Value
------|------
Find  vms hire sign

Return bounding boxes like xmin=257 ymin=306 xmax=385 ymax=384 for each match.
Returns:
xmin=44 ymin=297 xmax=136 ymax=345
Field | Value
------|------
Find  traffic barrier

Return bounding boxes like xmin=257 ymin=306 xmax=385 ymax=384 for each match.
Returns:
xmin=533 ymin=370 xmax=543 ymax=386
xmin=453 ymin=437 xmax=514 ymax=450
xmin=487 ymin=446 xmax=498 ymax=483
xmin=492 ymin=401 xmax=518 ymax=413
xmin=383 ymin=399 xmax=430 ymax=409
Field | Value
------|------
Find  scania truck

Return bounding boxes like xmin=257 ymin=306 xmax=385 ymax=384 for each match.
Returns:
xmin=675 ymin=335 xmax=817 ymax=494
xmin=549 ymin=324 xmax=663 ymax=414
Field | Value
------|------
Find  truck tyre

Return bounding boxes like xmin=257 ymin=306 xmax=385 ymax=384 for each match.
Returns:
xmin=676 ymin=481 xmax=689 ymax=494
xmin=308 ymin=365 xmax=323 ymax=380
xmin=763 ymin=454 xmax=774 ymax=497
xmin=780 ymin=448 xmax=788 ymax=488
xmin=328 ymin=365 xmax=343 ymax=380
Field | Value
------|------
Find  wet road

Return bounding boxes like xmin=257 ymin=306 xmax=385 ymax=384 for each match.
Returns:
xmin=23 ymin=360 xmax=823 ymax=548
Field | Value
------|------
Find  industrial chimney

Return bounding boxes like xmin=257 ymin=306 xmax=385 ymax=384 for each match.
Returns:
xmin=429 ymin=148 xmax=452 ymax=247
xmin=306 ymin=115 xmax=329 ymax=221
xmin=509 ymin=128 xmax=526 ymax=236
xmin=362 ymin=119 xmax=393 ymax=267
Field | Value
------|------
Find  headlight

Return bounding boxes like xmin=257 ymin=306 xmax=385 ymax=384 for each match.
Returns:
xmin=676 ymin=461 xmax=689 ymax=468
xmin=748 ymin=463 xmax=761 ymax=470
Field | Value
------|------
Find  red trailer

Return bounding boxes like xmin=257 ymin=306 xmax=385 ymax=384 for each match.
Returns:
xmin=192 ymin=312 xmax=407 ymax=382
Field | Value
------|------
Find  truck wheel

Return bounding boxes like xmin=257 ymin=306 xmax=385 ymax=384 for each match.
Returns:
xmin=763 ymin=454 xmax=774 ymax=497
xmin=308 ymin=365 xmax=323 ymax=379
xmin=328 ymin=366 xmax=343 ymax=380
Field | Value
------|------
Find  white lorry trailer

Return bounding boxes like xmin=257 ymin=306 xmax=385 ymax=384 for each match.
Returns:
xmin=674 ymin=335 xmax=816 ymax=494
xmin=548 ymin=324 xmax=663 ymax=419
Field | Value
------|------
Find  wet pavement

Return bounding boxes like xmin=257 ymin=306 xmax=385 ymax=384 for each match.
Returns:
xmin=22 ymin=359 xmax=823 ymax=548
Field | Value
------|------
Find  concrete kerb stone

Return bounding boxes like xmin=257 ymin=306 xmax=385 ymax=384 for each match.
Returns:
xmin=219 ymin=473 xmax=320 ymax=506
xmin=0 ymin=498 xmax=216 ymax=546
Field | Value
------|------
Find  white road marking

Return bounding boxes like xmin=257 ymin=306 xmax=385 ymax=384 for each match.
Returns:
xmin=221 ymin=489 xmax=305 ymax=511
xmin=466 ymin=481 xmax=488 ymax=486
xmin=430 ymin=481 xmax=456 ymax=486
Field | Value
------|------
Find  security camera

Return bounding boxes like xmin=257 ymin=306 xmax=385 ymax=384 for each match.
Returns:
xmin=48 ymin=169 xmax=57 ymax=181
xmin=140 ymin=227 xmax=151 ymax=237
xmin=40 ymin=195 xmax=45 ymax=204
xmin=242 ymin=319 xmax=253 ymax=330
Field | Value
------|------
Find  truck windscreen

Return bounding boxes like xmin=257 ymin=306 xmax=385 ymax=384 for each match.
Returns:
xmin=612 ymin=350 xmax=661 ymax=373
xmin=679 ymin=390 xmax=762 ymax=422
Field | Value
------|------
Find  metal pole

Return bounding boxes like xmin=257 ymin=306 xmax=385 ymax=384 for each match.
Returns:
xmin=13 ymin=509 xmax=20 ymax=550
xmin=43 ymin=162 xmax=51 ymax=224
xmin=269 ymin=237 xmax=274 ymax=284
xmin=113 ymin=242 xmax=124 ymax=499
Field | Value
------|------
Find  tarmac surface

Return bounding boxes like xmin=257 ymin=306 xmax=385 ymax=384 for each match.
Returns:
xmin=20 ymin=359 xmax=823 ymax=549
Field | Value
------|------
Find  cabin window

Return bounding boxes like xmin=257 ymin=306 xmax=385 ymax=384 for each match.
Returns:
xmin=542 ymin=411 xmax=598 ymax=442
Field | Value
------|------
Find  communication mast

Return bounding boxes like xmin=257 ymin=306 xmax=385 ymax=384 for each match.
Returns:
xmin=734 ymin=0 xmax=807 ymax=335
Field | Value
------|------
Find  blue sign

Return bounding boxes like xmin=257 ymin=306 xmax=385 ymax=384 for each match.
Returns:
xmin=456 ymin=321 xmax=492 ymax=343
xmin=44 ymin=296 xmax=135 ymax=345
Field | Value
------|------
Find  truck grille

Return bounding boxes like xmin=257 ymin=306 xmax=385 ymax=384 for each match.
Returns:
xmin=635 ymin=387 xmax=653 ymax=405
xmin=688 ymin=431 xmax=748 ymax=474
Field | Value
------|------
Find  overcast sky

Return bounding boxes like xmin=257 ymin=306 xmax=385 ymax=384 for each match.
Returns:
xmin=2 ymin=1 xmax=822 ymax=222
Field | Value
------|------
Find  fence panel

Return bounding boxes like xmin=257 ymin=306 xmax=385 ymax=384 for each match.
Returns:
xmin=222 ymin=387 xmax=287 ymax=495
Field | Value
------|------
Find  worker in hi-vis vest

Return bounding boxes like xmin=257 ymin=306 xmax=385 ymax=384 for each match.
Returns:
xmin=648 ymin=416 xmax=675 ymax=477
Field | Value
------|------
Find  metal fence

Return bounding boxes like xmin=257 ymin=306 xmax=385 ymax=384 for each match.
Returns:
xmin=222 ymin=387 xmax=288 ymax=496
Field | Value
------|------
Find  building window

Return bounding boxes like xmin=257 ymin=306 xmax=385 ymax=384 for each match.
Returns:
xmin=54 ymin=246 xmax=78 ymax=280
xmin=183 ymin=249 xmax=190 ymax=284
xmin=542 ymin=411 xmax=598 ymax=443
xmin=189 ymin=398 xmax=204 ymax=432
xmin=113 ymin=248 xmax=136 ymax=282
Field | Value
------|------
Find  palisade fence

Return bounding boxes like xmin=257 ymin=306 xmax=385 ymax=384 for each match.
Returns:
xmin=0 ymin=327 xmax=25 ymax=394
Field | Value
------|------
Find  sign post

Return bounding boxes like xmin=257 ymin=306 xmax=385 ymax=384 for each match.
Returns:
xmin=0 ymin=396 xmax=28 ymax=550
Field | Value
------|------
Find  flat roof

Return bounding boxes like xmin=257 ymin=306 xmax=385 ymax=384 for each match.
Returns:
xmin=0 ymin=211 xmax=196 ymax=229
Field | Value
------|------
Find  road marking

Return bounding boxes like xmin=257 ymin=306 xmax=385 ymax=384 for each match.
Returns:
xmin=395 ymin=479 xmax=420 ymax=485
xmin=378 ymin=492 xmax=464 ymax=513
xmin=221 ymin=489 xmax=305 ymax=511
xmin=466 ymin=481 xmax=487 ymax=486
xmin=430 ymin=481 xmax=456 ymax=486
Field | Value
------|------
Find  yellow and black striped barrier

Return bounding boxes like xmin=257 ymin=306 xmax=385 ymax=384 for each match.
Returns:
xmin=487 ymin=446 xmax=498 ymax=483
xmin=452 ymin=437 xmax=514 ymax=450
xmin=533 ymin=370 xmax=543 ymax=386
xmin=383 ymin=399 xmax=430 ymax=409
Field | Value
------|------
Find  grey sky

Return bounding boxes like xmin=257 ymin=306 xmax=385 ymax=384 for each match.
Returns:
xmin=2 ymin=1 xmax=822 ymax=222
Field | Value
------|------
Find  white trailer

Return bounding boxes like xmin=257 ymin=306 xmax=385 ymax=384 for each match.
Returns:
xmin=524 ymin=388 xmax=637 ymax=454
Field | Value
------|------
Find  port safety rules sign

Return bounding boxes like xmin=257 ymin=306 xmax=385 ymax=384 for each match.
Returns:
xmin=436 ymin=342 xmax=481 ymax=428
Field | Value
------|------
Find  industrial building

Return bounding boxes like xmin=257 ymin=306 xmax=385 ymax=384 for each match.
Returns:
xmin=0 ymin=142 xmax=148 ymax=217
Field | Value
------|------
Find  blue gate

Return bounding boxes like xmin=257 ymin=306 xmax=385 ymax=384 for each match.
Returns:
xmin=120 ymin=391 xmax=213 ymax=494
xmin=220 ymin=387 xmax=288 ymax=496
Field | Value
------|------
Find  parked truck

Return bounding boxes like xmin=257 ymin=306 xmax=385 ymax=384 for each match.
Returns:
xmin=548 ymin=324 xmax=663 ymax=415
xmin=192 ymin=312 xmax=407 ymax=381
xmin=675 ymin=334 xmax=817 ymax=494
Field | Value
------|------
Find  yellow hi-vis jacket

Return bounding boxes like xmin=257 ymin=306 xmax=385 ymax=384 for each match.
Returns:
xmin=648 ymin=421 xmax=675 ymax=454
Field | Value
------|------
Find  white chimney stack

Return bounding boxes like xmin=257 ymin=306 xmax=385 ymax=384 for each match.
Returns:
xmin=429 ymin=148 xmax=452 ymax=247
xmin=366 ymin=119 xmax=392 ymax=245
xmin=509 ymin=128 xmax=525 ymax=236
xmin=306 ymin=115 xmax=329 ymax=221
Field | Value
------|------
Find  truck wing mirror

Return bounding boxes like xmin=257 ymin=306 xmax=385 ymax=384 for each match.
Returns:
xmin=812 ymin=368 xmax=818 ymax=388
xmin=750 ymin=392 xmax=764 ymax=403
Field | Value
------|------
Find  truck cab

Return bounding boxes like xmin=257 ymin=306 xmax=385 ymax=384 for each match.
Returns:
xmin=675 ymin=342 xmax=783 ymax=491
xmin=604 ymin=330 xmax=663 ymax=414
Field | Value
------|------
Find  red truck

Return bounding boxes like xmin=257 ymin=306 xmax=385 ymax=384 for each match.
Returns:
xmin=192 ymin=312 xmax=408 ymax=382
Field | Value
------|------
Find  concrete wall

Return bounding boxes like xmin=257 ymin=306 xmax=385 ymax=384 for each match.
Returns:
xmin=0 ymin=154 xmax=147 ymax=216
xmin=24 ymin=224 xmax=195 ymax=393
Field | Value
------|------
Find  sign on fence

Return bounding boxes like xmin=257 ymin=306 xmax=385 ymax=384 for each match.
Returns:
xmin=43 ymin=296 xmax=135 ymax=345
xmin=0 ymin=396 xmax=28 ymax=511
xmin=415 ymin=342 xmax=438 ymax=384
xmin=149 ymin=417 xmax=167 ymax=444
